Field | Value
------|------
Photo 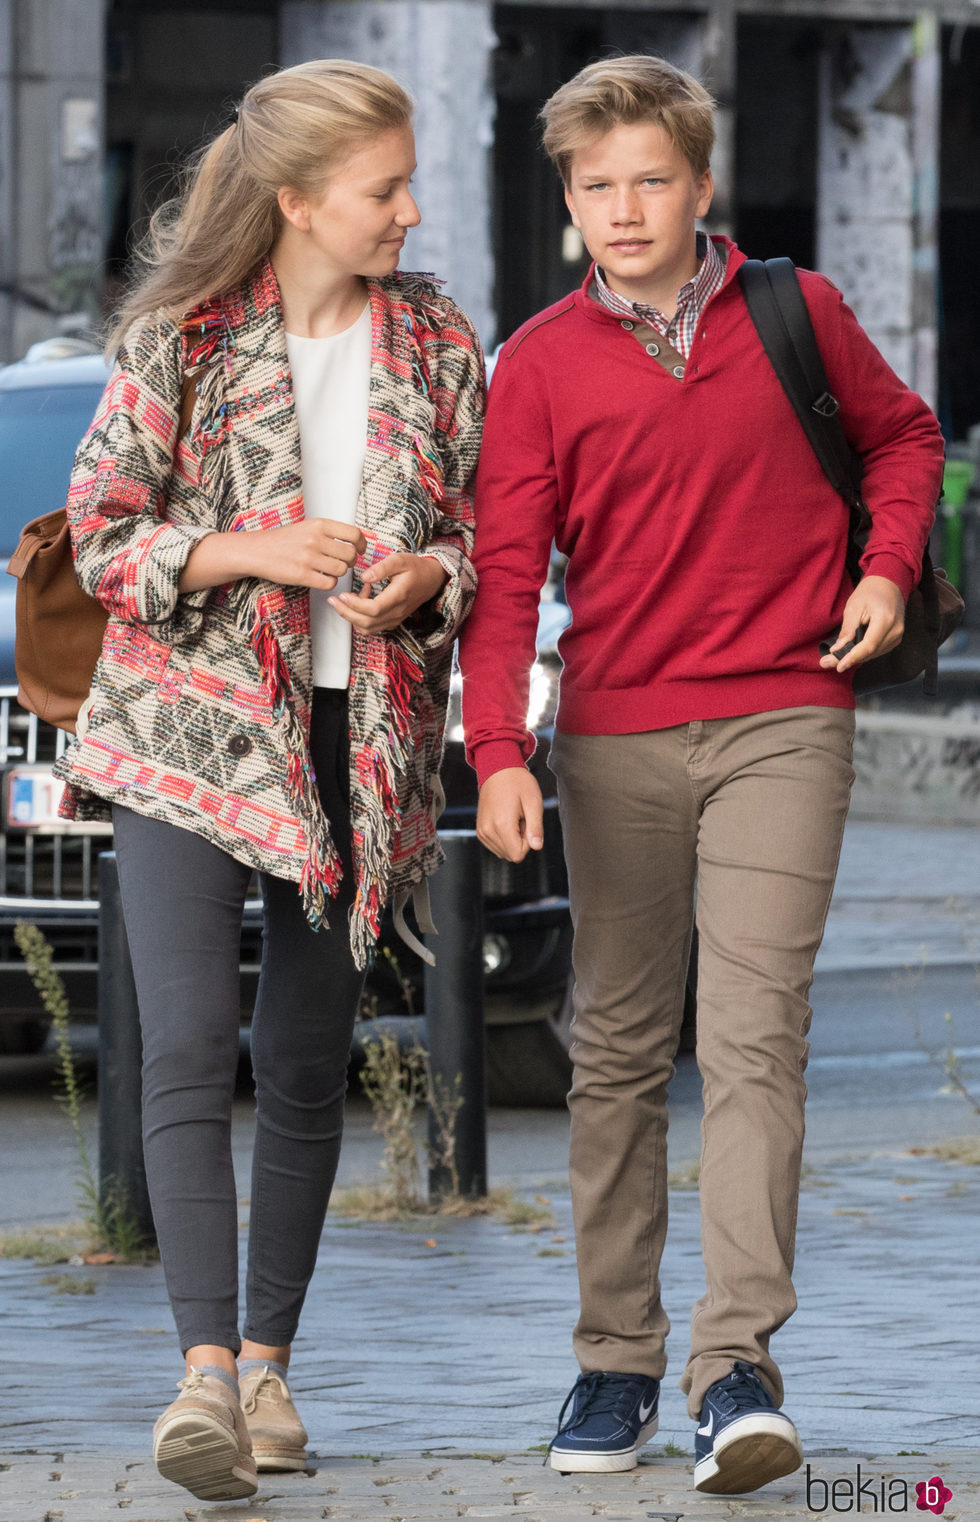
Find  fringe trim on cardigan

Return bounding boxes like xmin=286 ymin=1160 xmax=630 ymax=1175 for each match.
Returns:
xmin=242 ymin=602 xmax=344 ymax=932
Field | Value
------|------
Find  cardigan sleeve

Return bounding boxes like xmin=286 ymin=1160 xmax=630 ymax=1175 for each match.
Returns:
xmin=66 ymin=316 xmax=215 ymax=645
xmin=411 ymin=303 xmax=485 ymax=656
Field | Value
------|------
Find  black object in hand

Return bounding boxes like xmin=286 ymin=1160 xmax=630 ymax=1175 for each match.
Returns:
xmin=819 ymin=623 xmax=869 ymax=659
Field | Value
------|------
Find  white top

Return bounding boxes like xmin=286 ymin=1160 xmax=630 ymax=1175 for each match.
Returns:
xmin=286 ymin=302 xmax=372 ymax=688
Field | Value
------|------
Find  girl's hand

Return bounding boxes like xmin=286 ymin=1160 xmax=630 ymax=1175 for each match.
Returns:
xmin=329 ymin=553 xmax=448 ymax=634
xmin=179 ymin=520 xmax=368 ymax=593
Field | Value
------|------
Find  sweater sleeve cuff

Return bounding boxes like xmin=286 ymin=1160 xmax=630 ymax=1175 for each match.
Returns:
xmin=471 ymin=740 xmax=533 ymax=789
xmin=859 ymin=552 xmax=917 ymax=602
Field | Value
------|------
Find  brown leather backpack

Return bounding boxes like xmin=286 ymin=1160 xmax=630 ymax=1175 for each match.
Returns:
xmin=5 ymin=376 xmax=197 ymax=733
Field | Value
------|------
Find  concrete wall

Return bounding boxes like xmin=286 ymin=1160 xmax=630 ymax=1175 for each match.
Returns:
xmin=0 ymin=0 xmax=105 ymax=362
xmin=851 ymin=709 xmax=980 ymax=824
xmin=816 ymin=19 xmax=940 ymax=407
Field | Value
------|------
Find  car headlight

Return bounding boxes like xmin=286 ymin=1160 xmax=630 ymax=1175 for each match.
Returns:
xmin=526 ymin=658 xmax=560 ymax=732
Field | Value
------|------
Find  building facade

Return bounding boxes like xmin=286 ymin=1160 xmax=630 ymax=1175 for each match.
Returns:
xmin=2 ymin=0 xmax=979 ymax=433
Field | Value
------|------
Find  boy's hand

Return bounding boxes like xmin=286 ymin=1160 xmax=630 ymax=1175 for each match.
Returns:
xmin=819 ymin=575 xmax=905 ymax=674
xmin=477 ymin=768 xmax=545 ymax=862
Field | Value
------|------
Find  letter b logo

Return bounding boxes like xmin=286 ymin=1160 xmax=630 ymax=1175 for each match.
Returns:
xmin=805 ymin=1466 xmax=828 ymax=1511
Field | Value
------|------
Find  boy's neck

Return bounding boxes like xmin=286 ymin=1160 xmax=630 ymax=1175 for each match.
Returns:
xmin=599 ymin=235 xmax=705 ymax=316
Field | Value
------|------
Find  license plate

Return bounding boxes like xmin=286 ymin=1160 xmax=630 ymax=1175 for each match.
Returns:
xmin=6 ymin=766 xmax=68 ymax=829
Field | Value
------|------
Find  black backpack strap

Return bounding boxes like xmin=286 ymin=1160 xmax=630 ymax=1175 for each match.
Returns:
xmin=738 ymin=258 xmax=871 ymax=578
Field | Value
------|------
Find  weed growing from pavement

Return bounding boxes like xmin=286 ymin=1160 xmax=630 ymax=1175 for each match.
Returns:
xmin=910 ymin=1135 xmax=980 ymax=1165
xmin=899 ymin=956 xmax=980 ymax=1159
xmin=332 ymin=1181 xmax=555 ymax=1230
xmin=346 ymin=1026 xmax=557 ymax=1227
xmin=667 ymin=1160 xmax=700 ymax=1190
xmin=425 ymin=1059 xmax=464 ymax=1199
xmin=0 ymin=1225 xmax=89 ymax=1265
xmin=42 ymin=1272 xmax=96 ymax=1295
xmin=901 ymin=953 xmax=980 ymax=1114
xmin=13 ymin=921 xmax=152 ymax=1263
xmin=358 ymin=1028 xmax=427 ymax=1209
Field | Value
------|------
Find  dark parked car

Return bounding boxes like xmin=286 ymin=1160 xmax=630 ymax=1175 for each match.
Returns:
xmin=0 ymin=346 xmax=577 ymax=1102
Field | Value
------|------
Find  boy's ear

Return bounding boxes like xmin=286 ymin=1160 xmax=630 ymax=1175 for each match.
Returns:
xmin=695 ymin=169 xmax=714 ymax=220
xmin=563 ymin=184 xmax=581 ymax=229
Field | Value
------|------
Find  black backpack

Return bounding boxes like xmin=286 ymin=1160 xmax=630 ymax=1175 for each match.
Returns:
xmin=737 ymin=256 xmax=963 ymax=696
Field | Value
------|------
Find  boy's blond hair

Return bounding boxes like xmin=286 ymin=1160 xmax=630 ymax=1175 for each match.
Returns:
xmin=540 ymin=54 xmax=715 ymax=184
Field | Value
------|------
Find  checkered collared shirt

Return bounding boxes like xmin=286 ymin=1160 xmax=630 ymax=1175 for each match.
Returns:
xmin=594 ymin=232 xmax=727 ymax=360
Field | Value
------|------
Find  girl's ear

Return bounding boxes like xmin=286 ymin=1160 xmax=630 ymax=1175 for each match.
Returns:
xmin=277 ymin=186 xmax=311 ymax=232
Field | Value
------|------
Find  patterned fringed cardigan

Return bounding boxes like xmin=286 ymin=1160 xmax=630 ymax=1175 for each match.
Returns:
xmin=54 ymin=261 xmax=484 ymax=967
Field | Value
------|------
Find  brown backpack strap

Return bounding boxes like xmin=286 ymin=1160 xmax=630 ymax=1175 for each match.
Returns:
xmin=178 ymin=373 xmax=198 ymax=439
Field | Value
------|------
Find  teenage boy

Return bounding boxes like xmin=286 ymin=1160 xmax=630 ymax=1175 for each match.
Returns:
xmin=459 ymin=55 xmax=943 ymax=1497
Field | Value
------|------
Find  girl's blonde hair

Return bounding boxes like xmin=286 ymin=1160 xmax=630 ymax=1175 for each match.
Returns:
xmin=540 ymin=55 xmax=715 ymax=184
xmin=107 ymin=58 xmax=413 ymax=353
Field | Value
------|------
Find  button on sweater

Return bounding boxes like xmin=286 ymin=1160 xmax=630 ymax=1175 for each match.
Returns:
xmin=460 ymin=239 xmax=945 ymax=787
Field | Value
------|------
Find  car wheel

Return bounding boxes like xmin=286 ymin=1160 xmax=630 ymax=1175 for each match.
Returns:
xmin=485 ymin=1016 xmax=573 ymax=1108
xmin=0 ymin=1016 xmax=53 ymax=1056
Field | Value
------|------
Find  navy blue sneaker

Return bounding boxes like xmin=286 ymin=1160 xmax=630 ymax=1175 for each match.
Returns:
xmin=693 ymin=1361 xmax=803 ymax=1494
xmin=548 ymin=1371 xmax=660 ymax=1473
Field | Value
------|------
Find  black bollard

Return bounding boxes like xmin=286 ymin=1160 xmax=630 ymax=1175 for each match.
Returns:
xmin=424 ymin=830 xmax=488 ymax=1201
xmin=97 ymin=852 xmax=155 ymax=1247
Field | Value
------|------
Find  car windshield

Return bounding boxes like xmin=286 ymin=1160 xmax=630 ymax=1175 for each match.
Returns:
xmin=0 ymin=383 xmax=101 ymax=556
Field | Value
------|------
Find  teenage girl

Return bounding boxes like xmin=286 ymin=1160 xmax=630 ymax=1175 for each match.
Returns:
xmin=57 ymin=59 xmax=484 ymax=1502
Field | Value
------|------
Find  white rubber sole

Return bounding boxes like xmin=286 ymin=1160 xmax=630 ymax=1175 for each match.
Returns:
xmin=550 ymin=1413 xmax=659 ymax=1473
xmin=154 ymin=1412 xmax=259 ymax=1501
xmin=694 ymin=1414 xmax=803 ymax=1495
xmin=253 ymin=1447 xmax=308 ymax=1473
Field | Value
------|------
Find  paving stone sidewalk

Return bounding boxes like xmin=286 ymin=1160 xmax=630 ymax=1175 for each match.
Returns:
xmin=2 ymin=818 xmax=978 ymax=1520
xmin=3 ymin=1448 xmax=978 ymax=1522
xmin=2 ymin=1149 xmax=978 ymax=1521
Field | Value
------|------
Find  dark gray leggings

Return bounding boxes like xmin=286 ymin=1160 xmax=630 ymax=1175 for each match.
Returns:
xmin=112 ymin=689 xmax=364 ymax=1355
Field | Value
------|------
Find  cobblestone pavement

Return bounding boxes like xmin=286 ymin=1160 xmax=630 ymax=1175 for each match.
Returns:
xmin=2 ymin=1148 xmax=978 ymax=1520
xmin=2 ymin=1448 xmax=978 ymax=1522
xmin=2 ymin=818 xmax=978 ymax=1519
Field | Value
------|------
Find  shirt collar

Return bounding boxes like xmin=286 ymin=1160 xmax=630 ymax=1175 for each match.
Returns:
xmin=593 ymin=232 xmax=726 ymax=322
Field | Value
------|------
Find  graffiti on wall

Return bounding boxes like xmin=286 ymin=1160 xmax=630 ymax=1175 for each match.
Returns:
xmin=851 ymin=714 xmax=980 ymax=823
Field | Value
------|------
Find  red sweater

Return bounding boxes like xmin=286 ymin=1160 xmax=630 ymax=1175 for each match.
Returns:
xmin=460 ymin=241 xmax=944 ymax=787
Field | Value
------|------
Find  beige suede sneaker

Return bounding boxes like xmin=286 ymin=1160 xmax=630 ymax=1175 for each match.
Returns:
xmin=152 ymin=1368 xmax=258 ymax=1501
xmin=239 ymin=1364 xmax=309 ymax=1472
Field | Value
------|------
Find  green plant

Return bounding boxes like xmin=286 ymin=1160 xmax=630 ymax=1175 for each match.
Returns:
xmin=424 ymin=1057 xmax=464 ymax=1201
xmin=13 ymin=921 xmax=149 ymax=1260
xmin=358 ymin=1029 xmax=427 ymax=1210
xmin=906 ymin=968 xmax=980 ymax=1119
xmin=929 ymin=1012 xmax=980 ymax=1116
xmin=382 ymin=946 xmax=416 ymax=1017
xmin=667 ymin=1160 xmax=700 ymax=1191
xmin=43 ymin=1272 xmax=96 ymax=1295
xmin=0 ymin=1226 xmax=87 ymax=1265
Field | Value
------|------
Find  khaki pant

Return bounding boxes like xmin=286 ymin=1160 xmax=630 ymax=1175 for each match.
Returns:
xmin=549 ymin=706 xmax=855 ymax=1418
